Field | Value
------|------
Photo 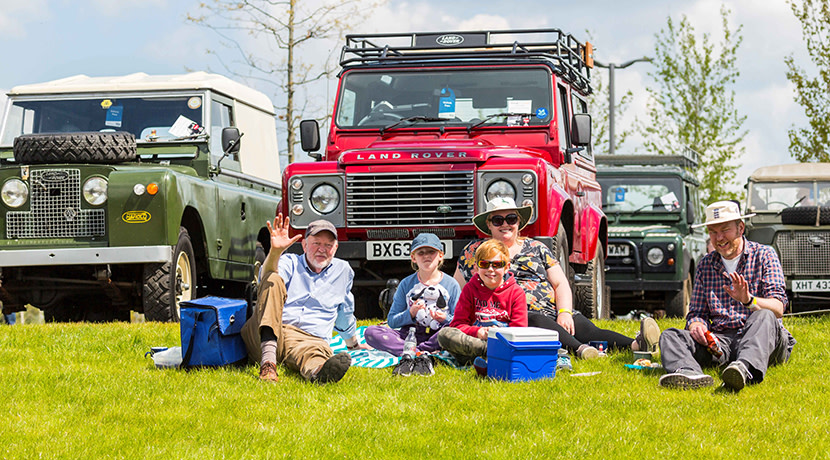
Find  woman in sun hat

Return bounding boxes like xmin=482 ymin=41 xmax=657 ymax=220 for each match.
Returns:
xmin=454 ymin=197 xmax=660 ymax=360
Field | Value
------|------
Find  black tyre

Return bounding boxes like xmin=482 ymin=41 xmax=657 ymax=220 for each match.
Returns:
xmin=575 ymin=244 xmax=608 ymax=319
xmin=666 ymin=273 xmax=692 ymax=318
xmin=552 ymin=222 xmax=574 ymax=287
xmin=780 ymin=206 xmax=830 ymax=225
xmin=143 ymin=227 xmax=196 ymax=322
xmin=13 ymin=132 xmax=137 ymax=164
xmin=245 ymin=242 xmax=267 ymax=319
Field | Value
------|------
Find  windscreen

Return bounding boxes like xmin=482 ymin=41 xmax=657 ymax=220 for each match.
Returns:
xmin=749 ymin=181 xmax=830 ymax=211
xmin=598 ymin=177 xmax=684 ymax=213
xmin=1 ymin=95 xmax=205 ymax=145
xmin=335 ymin=68 xmax=553 ymax=128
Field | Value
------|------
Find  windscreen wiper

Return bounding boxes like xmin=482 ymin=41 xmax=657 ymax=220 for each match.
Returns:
xmin=468 ymin=112 xmax=533 ymax=132
xmin=381 ymin=116 xmax=446 ymax=134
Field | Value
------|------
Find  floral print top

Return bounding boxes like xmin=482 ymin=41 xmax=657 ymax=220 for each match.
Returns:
xmin=458 ymin=238 xmax=559 ymax=316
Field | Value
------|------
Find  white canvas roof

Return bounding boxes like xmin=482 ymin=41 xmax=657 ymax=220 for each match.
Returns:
xmin=8 ymin=72 xmax=274 ymax=115
xmin=750 ymin=163 xmax=830 ymax=182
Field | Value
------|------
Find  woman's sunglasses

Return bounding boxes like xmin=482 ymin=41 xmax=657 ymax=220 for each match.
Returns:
xmin=489 ymin=213 xmax=519 ymax=227
xmin=477 ymin=260 xmax=508 ymax=269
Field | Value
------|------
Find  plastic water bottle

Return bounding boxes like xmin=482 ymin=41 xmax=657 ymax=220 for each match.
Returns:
xmin=403 ymin=327 xmax=417 ymax=358
xmin=150 ymin=346 xmax=183 ymax=368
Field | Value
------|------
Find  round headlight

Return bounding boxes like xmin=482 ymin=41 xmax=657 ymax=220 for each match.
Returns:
xmin=1 ymin=179 xmax=29 ymax=208
xmin=83 ymin=177 xmax=108 ymax=205
xmin=646 ymin=247 xmax=665 ymax=266
xmin=310 ymin=184 xmax=339 ymax=214
xmin=486 ymin=180 xmax=516 ymax=201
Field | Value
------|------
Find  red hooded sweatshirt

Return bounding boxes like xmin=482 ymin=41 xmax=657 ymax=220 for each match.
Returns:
xmin=449 ymin=272 xmax=528 ymax=338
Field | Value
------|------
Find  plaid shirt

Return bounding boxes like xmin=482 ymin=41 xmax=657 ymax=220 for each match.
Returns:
xmin=688 ymin=237 xmax=788 ymax=333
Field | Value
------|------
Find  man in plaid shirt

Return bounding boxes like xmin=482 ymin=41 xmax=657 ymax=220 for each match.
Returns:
xmin=659 ymin=201 xmax=796 ymax=391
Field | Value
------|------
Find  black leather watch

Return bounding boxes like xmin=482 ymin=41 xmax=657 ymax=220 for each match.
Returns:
xmin=742 ymin=295 xmax=755 ymax=306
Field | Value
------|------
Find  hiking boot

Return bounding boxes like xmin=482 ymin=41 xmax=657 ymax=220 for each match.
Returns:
xmin=473 ymin=356 xmax=488 ymax=377
xmin=412 ymin=354 xmax=435 ymax=376
xmin=722 ymin=360 xmax=750 ymax=391
xmin=659 ymin=369 xmax=714 ymax=390
xmin=577 ymin=344 xmax=599 ymax=359
xmin=635 ymin=317 xmax=661 ymax=352
xmin=438 ymin=327 xmax=487 ymax=358
xmin=392 ymin=354 xmax=415 ymax=377
xmin=311 ymin=352 xmax=351 ymax=384
xmin=259 ymin=361 xmax=278 ymax=382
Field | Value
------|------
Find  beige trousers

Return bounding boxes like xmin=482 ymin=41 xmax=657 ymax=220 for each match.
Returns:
xmin=241 ymin=271 xmax=334 ymax=380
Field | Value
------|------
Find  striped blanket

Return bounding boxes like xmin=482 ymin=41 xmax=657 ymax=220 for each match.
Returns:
xmin=330 ymin=326 xmax=469 ymax=369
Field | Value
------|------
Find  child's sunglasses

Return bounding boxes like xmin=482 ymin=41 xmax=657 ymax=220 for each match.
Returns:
xmin=488 ymin=213 xmax=519 ymax=226
xmin=477 ymin=260 xmax=508 ymax=269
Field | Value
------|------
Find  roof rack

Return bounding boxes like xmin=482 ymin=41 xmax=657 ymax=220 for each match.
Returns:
xmin=340 ymin=29 xmax=593 ymax=93
xmin=596 ymin=147 xmax=699 ymax=169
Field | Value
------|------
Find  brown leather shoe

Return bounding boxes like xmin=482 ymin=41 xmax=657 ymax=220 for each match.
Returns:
xmin=259 ymin=361 xmax=278 ymax=382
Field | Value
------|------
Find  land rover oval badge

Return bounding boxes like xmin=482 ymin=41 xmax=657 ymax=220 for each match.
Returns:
xmin=436 ymin=34 xmax=464 ymax=46
xmin=41 ymin=171 xmax=69 ymax=182
xmin=437 ymin=205 xmax=452 ymax=214
xmin=122 ymin=211 xmax=151 ymax=223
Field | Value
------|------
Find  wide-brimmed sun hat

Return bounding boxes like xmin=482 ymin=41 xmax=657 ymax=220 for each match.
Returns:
xmin=692 ymin=200 xmax=755 ymax=229
xmin=472 ymin=197 xmax=533 ymax=235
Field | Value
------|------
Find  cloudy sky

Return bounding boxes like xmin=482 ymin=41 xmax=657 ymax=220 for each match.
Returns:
xmin=0 ymin=0 xmax=813 ymax=192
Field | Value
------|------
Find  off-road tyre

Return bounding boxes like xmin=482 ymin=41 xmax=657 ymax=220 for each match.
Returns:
xmin=13 ymin=132 xmax=137 ymax=164
xmin=666 ymin=272 xmax=692 ymax=318
xmin=245 ymin=242 xmax=267 ymax=319
xmin=143 ymin=227 xmax=196 ymax=322
xmin=552 ymin=222 xmax=574 ymax=287
xmin=575 ymin=244 xmax=608 ymax=319
xmin=780 ymin=206 xmax=830 ymax=226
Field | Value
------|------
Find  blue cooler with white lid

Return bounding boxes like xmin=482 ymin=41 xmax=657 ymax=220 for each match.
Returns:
xmin=487 ymin=327 xmax=561 ymax=381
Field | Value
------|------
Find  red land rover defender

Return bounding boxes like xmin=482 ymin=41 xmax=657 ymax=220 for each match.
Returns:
xmin=284 ymin=30 xmax=608 ymax=318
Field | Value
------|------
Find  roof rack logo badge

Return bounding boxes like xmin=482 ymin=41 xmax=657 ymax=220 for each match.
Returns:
xmin=436 ymin=34 xmax=464 ymax=46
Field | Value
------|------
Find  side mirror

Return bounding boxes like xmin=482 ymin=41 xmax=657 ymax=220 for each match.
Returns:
xmin=221 ymin=127 xmax=242 ymax=160
xmin=570 ymin=113 xmax=592 ymax=146
xmin=300 ymin=119 xmax=321 ymax=154
xmin=686 ymin=200 xmax=695 ymax=225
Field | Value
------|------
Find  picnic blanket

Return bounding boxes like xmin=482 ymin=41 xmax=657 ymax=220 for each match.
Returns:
xmin=331 ymin=326 xmax=470 ymax=369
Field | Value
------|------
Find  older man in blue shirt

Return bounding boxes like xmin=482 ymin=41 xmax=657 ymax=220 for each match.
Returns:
xmin=242 ymin=214 xmax=365 ymax=383
xmin=659 ymin=201 xmax=796 ymax=391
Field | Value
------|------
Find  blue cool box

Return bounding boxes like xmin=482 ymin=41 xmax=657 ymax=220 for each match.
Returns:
xmin=179 ymin=296 xmax=248 ymax=367
xmin=487 ymin=327 xmax=561 ymax=381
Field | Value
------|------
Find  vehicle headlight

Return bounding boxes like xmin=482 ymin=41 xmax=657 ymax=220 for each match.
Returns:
xmin=83 ymin=177 xmax=108 ymax=205
xmin=646 ymin=247 xmax=665 ymax=266
xmin=486 ymin=180 xmax=516 ymax=201
xmin=1 ymin=179 xmax=28 ymax=208
xmin=310 ymin=183 xmax=339 ymax=214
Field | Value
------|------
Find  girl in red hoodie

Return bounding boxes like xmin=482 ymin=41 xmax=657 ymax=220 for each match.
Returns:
xmin=437 ymin=239 xmax=528 ymax=362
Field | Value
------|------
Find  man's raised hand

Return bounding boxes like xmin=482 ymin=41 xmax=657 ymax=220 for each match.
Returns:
xmin=267 ymin=213 xmax=302 ymax=254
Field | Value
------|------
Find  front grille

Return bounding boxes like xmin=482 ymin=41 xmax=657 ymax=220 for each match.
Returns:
xmin=775 ymin=231 xmax=830 ymax=276
xmin=346 ymin=171 xmax=475 ymax=227
xmin=6 ymin=169 xmax=106 ymax=239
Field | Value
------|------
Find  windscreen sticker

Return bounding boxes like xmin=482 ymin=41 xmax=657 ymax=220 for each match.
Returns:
xmin=507 ymin=99 xmax=532 ymax=114
xmin=105 ymin=106 xmax=123 ymax=128
xmin=187 ymin=97 xmax=202 ymax=110
xmin=615 ymin=187 xmax=626 ymax=202
xmin=101 ymin=99 xmax=113 ymax=109
xmin=536 ymin=107 xmax=549 ymax=119
xmin=438 ymin=87 xmax=456 ymax=119
xmin=169 ymin=115 xmax=204 ymax=137
xmin=659 ymin=192 xmax=679 ymax=209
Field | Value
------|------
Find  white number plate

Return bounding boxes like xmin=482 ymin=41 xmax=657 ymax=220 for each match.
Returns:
xmin=366 ymin=240 xmax=453 ymax=260
xmin=792 ymin=279 xmax=830 ymax=292
xmin=608 ymin=244 xmax=630 ymax=257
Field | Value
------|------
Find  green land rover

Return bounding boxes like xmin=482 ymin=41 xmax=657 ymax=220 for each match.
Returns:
xmin=596 ymin=152 xmax=707 ymax=317
xmin=0 ymin=72 xmax=282 ymax=322
xmin=745 ymin=163 xmax=830 ymax=313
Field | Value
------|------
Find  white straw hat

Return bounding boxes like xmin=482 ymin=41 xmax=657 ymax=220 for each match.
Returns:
xmin=472 ymin=197 xmax=533 ymax=234
xmin=692 ymin=200 xmax=755 ymax=228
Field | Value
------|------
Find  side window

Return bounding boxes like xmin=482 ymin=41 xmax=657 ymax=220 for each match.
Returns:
xmin=571 ymin=93 xmax=592 ymax=160
xmin=210 ymin=99 xmax=238 ymax=171
xmin=556 ymin=85 xmax=570 ymax=150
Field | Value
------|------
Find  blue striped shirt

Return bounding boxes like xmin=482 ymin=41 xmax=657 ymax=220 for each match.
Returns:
xmin=276 ymin=253 xmax=356 ymax=342
xmin=688 ymin=237 xmax=788 ymax=333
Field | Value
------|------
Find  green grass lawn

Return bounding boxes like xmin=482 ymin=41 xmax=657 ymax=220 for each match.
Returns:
xmin=1 ymin=316 xmax=828 ymax=459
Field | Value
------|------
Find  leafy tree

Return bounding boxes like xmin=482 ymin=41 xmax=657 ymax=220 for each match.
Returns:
xmin=188 ymin=0 xmax=383 ymax=163
xmin=785 ymin=0 xmax=830 ymax=163
xmin=636 ymin=5 xmax=747 ymax=204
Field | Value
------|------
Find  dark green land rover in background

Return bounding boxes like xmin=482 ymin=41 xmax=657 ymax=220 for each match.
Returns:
xmin=596 ymin=151 xmax=707 ymax=317
xmin=0 ymin=72 xmax=282 ymax=322
xmin=745 ymin=163 xmax=830 ymax=313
